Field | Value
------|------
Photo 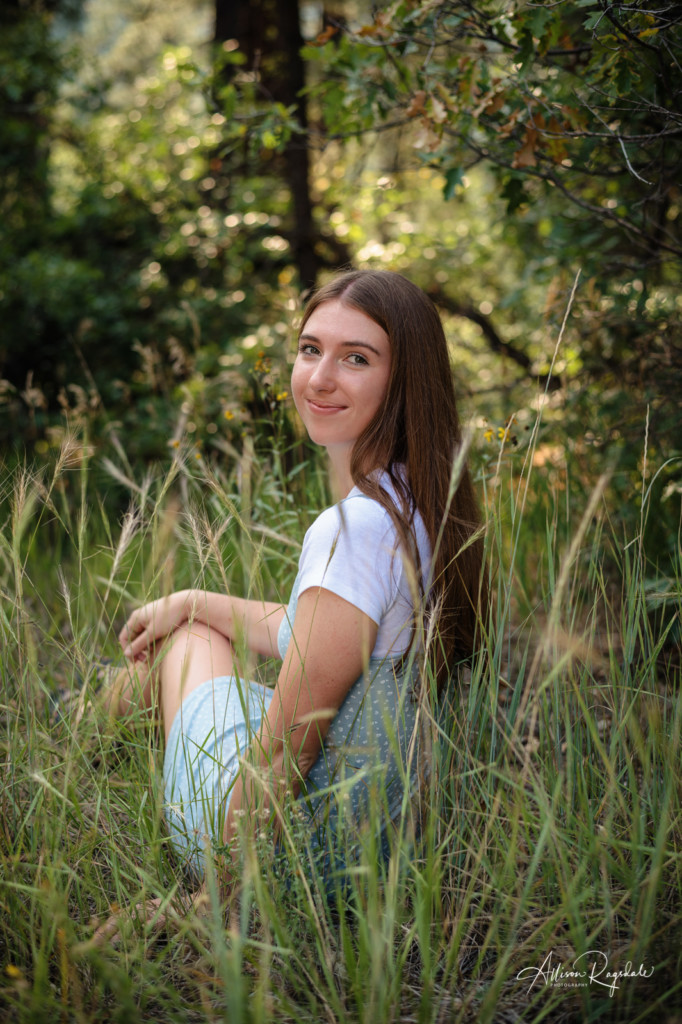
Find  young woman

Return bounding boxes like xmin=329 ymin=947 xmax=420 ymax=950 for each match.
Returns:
xmin=107 ymin=269 xmax=485 ymax=918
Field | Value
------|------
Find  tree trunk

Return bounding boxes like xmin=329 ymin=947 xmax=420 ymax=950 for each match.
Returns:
xmin=214 ymin=0 xmax=319 ymax=292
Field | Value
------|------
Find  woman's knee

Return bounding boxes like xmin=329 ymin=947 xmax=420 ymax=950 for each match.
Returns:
xmin=176 ymin=620 xmax=213 ymax=648
xmin=159 ymin=622 xmax=237 ymax=740
xmin=167 ymin=620 xmax=234 ymax=667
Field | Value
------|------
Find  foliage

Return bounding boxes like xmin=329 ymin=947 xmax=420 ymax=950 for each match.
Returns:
xmin=0 ymin=0 xmax=82 ymax=241
xmin=0 ymin=0 xmax=680 ymax=577
xmin=0 ymin=1 xmax=303 ymax=460
xmin=304 ymin=0 xmax=682 ymax=565
xmin=0 ymin=424 xmax=680 ymax=1022
xmin=307 ymin=1 xmax=682 ymax=269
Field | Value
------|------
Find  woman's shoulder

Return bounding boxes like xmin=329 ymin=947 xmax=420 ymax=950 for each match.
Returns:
xmin=297 ymin=483 xmax=402 ymax=609
xmin=306 ymin=487 xmax=393 ymax=548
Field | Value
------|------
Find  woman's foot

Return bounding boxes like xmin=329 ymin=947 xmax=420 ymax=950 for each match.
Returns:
xmin=49 ymin=658 xmax=117 ymax=726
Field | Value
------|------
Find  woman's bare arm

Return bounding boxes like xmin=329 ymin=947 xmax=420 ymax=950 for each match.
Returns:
xmin=119 ymin=589 xmax=287 ymax=661
xmin=185 ymin=590 xmax=286 ymax=658
xmin=220 ymin=586 xmax=378 ymax=887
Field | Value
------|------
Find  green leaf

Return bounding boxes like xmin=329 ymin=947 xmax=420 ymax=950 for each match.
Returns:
xmin=501 ymin=176 xmax=526 ymax=214
xmin=443 ymin=166 xmax=464 ymax=201
xmin=516 ymin=29 xmax=535 ymax=71
xmin=583 ymin=12 xmax=604 ymax=31
xmin=523 ymin=7 xmax=553 ymax=39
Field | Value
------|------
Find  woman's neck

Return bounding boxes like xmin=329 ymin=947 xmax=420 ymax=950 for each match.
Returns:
xmin=326 ymin=445 xmax=354 ymax=499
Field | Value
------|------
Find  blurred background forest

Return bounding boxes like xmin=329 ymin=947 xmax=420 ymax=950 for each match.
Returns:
xmin=1 ymin=0 xmax=681 ymax=572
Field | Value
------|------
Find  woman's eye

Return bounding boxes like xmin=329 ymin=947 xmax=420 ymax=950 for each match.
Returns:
xmin=347 ymin=353 xmax=368 ymax=366
xmin=299 ymin=343 xmax=319 ymax=356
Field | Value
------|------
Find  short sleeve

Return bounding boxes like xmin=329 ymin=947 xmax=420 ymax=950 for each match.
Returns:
xmin=296 ymin=495 xmax=399 ymax=626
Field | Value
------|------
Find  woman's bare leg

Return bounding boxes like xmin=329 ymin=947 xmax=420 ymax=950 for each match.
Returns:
xmin=107 ymin=623 xmax=239 ymax=744
xmin=157 ymin=622 xmax=237 ymax=744
xmin=105 ymin=657 xmax=157 ymax=720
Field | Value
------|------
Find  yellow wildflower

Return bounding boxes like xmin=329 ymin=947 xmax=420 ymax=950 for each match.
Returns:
xmin=254 ymin=351 xmax=271 ymax=374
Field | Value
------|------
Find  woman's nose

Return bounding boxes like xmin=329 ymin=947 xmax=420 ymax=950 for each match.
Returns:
xmin=309 ymin=355 xmax=336 ymax=390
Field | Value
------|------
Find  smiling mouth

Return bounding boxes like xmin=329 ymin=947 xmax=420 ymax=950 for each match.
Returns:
xmin=307 ymin=399 xmax=347 ymax=412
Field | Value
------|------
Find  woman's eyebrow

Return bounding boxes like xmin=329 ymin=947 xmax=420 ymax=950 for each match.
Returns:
xmin=299 ymin=333 xmax=382 ymax=357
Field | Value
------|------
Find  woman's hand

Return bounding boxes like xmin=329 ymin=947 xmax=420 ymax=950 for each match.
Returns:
xmin=119 ymin=590 xmax=193 ymax=661
xmin=120 ymin=590 xmax=286 ymax=668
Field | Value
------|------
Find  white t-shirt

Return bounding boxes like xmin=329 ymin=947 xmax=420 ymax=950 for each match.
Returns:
xmin=292 ymin=474 xmax=432 ymax=659
xmin=271 ymin=473 xmax=432 ymax=870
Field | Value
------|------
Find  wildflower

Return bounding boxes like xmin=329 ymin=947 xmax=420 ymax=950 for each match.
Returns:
xmin=254 ymin=351 xmax=271 ymax=374
xmin=170 ymin=439 xmax=180 ymax=448
xmin=483 ymin=427 xmax=494 ymax=443
xmin=224 ymin=409 xmax=234 ymax=421
xmin=275 ymin=390 xmax=289 ymax=402
xmin=498 ymin=427 xmax=506 ymax=440
xmin=5 ymin=965 xmax=23 ymax=979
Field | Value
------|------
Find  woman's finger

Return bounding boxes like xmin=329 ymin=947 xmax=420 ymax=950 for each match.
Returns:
xmin=123 ymin=631 xmax=150 ymax=660
xmin=127 ymin=615 xmax=147 ymax=639
xmin=119 ymin=618 xmax=140 ymax=647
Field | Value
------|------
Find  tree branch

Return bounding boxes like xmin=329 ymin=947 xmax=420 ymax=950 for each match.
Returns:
xmin=427 ymin=286 xmax=562 ymax=390
xmin=441 ymin=127 xmax=682 ymax=259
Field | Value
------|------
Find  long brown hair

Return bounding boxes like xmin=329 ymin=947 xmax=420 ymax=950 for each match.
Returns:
xmin=299 ymin=269 xmax=487 ymax=688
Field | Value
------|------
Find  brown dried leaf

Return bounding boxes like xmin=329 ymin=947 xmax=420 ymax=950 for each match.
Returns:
xmin=313 ymin=25 xmax=338 ymax=45
xmin=406 ymin=90 xmax=427 ymax=118
xmin=485 ymin=92 xmax=506 ymax=116
xmin=430 ymin=95 xmax=448 ymax=124
xmin=412 ymin=120 xmax=441 ymax=153
xmin=513 ymin=127 xmax=539 ymax=168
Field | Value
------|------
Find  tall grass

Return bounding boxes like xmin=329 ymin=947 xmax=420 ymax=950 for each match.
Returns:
xmin=0 ymin=420 xmax=680 ymax=1023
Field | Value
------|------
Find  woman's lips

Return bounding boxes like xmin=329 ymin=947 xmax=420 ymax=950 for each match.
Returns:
xmin=306 ymin=399 xmax=347 ymax=413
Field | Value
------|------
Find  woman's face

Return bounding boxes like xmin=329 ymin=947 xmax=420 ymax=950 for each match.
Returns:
xmin=291 ymin=300 xmax=391 ymax=456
